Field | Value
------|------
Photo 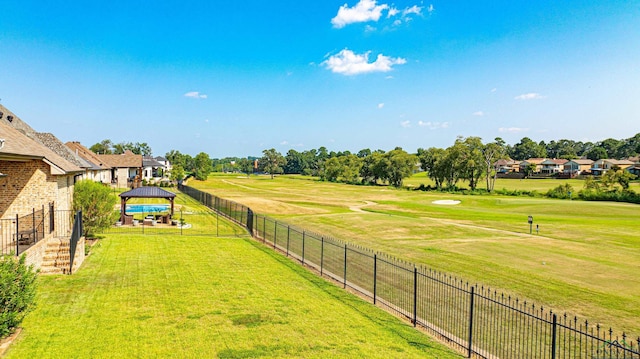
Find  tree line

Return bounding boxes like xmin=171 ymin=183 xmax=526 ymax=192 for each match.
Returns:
xmin=505 ymin=134 xmax=640 ymax=161
xmin=89 ymin=132 xmax=640 ymax=190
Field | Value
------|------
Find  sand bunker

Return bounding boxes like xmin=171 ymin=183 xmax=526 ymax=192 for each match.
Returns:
xmin=432 ymin=200 xmax=461 ymax=205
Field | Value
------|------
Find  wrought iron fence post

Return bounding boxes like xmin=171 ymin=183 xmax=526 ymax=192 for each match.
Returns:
xmin=49 ymin=202 xmax=55 ymax=233
xmin=551 ymin=313 xmax=557 ymax=359
xmin=32 ymin=208 xmax=36 ymax=242
xmin=273 ymin=221 xmax=277 ymax=249
xmin=302 ymin=230 xmax=305 ymax=264
xmin=320 ymin=237 xmax=324 ymax=276
xmin=245 ymin=206 xmax=252 ymax=235
xmin=286 ymin=226 xmax=290 ymax=257
xmin=373 ymin=254 xmax=377 ymax=304
xmin=15 ymin=214 xmax=19 ymax=256
xmin=263 ymin=216 xmax=266 ymax=243
xmin=343 ymin=244 xmax=347 ymax=289
xmin=413 ymin=267 xmax=418 ymax=327
xmin=467 ymin=286 xmax=475 ymax=358
xmin=40 ymin=204 xmax=44 ymax=241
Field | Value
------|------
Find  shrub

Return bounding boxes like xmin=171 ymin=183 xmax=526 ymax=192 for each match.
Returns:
xmin=73 ymin=180 xmax=119 ymax=237
xmin=0 ymin=255 xmax=37 ymax=339
xmin=546 ymin=183 xmax=574 ymax=199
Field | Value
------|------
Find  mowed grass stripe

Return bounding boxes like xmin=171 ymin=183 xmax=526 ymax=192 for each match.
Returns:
xmin=6 ymin=234 xmax=460 ymax=359
xmin=190 ymin=174 xmax=640 ymax=336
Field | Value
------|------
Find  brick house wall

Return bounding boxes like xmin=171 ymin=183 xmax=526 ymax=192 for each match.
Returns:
xmin=0 ymin=159 xmax=74 ymax=218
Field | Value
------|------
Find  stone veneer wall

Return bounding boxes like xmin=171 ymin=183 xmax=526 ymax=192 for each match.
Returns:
xmin=21 ymin=235 xmax=50 ymax=269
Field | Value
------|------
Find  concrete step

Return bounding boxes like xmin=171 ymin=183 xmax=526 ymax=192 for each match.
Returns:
xmin=39 ymin=238 xmax=80 ymax=275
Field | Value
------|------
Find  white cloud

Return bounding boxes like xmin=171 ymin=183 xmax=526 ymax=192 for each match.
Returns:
xmin=401 ymin=120 xmax=411 ymax=128
xmin=514 ymin=93 xmax=545 ymax=100
xmin=491 ymin=88 xmax=497 ymax=93
xmin=499 ymin=127 xmax=529 ymax=133
xmin=387 ymin=7 xmax=399 ymax=17
xmin=418 ymin=121 xmax=450 ymax=129
xmin=378 ymin=103 xmax=385 ymax=109
xmin=364 ymin=24 xmax=377 ymax=32
xmin=403 ymin=5 xmax=422 ymax=16
xmin=473 ymin=111 xmax=484 ymax=117
xmin=427 ymin=4 xmax=435 ymax=13
xmin=184 ymin=91 xmax=207 ymax=99
xmin=332 ymin=0 xmax=389 ymax=28
xmin=280 ymin=140 xmax=289 ymax=145
xmin=323 ymin=49 xmax=406 ymax=76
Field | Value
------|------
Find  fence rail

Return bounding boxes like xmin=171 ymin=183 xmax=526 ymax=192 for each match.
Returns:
xmin=1 ymin=207 xmax=77 ymax=257
xmin=179 ymin=184 xmax=639 ymax=358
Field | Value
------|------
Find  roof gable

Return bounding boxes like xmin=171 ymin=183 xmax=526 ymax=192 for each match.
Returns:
xmin=0 ymin=120 xmax=83 ymax=174
xmin=65 ymin=141 xmax=108 ymax=170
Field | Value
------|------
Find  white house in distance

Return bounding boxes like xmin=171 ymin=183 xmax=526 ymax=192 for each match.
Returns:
xmin=155 ymin=156 xmax=171 ymax=173
xmin=142 ymin=156 xmax=168 ymax=183
xmin=540 ymin=159 xmax=568 ymax=174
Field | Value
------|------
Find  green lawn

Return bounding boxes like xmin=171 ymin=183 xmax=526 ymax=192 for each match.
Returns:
xmin=6 ymin=233 xmax=460 ymax=358
xmin=190 ymin=173 xmax=640 ymax=337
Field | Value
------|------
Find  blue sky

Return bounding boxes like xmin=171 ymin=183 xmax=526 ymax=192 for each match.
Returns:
xmin=1 ymin=1 xmax=639 ymax=158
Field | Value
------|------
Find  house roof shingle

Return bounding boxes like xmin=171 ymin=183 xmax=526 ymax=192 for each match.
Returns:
xmin=0 ymin=122 xmax=83 ymax=174
xmin=65 ymin=141 xmax=108 ymax=170
xmin=99 ymin=150 xmax=143 ymax=168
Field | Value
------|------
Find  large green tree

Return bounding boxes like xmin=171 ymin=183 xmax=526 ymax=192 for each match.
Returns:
xmin=417 ymin=147 xmax=447 ymax=189
xmin=237 ymin=158 xmax=254 ymax=176
xmin=510 ymin=137 xmax=547 ymax=160
xmin=260 ymin=149 xmax=286 ymax=179
xmin=483 ymin=138 xmax=506 ymax=193
xmin=384 ymin=147 xmax=416 ymax=187
xmin=89 ymin=139 xmax=113 ymax=154
xmin=193 ymin=152 xmax=213 ymax=180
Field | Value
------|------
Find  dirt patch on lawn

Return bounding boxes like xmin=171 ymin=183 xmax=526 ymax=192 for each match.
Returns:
xmin=0 ymin=328 xmax=22 ymax=356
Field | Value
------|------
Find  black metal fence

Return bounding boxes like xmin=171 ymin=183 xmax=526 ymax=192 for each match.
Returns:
xmin=179 ymin=184 xmax=640 ymax=358
xmin=69 ymin=210 xmax=83 ymax=273
xmin=1 ymin=207 xmax=77 ymax=257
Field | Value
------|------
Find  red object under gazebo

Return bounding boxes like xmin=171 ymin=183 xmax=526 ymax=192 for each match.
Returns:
xmin=119 ymin=186 xmax=176 ymax=224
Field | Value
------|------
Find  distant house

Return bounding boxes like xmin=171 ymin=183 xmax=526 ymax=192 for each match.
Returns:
xmin=540 ymin=159 xmax=568 ymax=174
xmin=65 ymin=141 xmax=112 ymax=184
xmin=563 ymin=159 xmax=594 ymax=175
xmin=495 ymin=159 xmax=519 ymax=173
xmin=142 ymin=156 xmax=167 ymax=183
xmin=519 ymin=158 xmax=546 ymax=173
xmin=591 ymin=159 xmax=634 ymax=176
xmin=98 ymin=150 xmax=143 ymax=188
xmin=155 ymin=156 xmax=172 ymax=173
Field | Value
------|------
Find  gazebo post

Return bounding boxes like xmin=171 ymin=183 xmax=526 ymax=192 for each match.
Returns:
xmin=120 ymin=198 xmax=127 ymax=222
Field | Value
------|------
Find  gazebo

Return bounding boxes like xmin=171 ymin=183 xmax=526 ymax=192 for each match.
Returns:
xmin=119 ymin=186 xmax=176 ymax=224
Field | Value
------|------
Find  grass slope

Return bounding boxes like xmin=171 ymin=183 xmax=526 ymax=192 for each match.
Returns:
xmin=190 ymin=174 xmax=640 ymax=337
xmin=6 ymin=234 xmax=459 ymax=358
